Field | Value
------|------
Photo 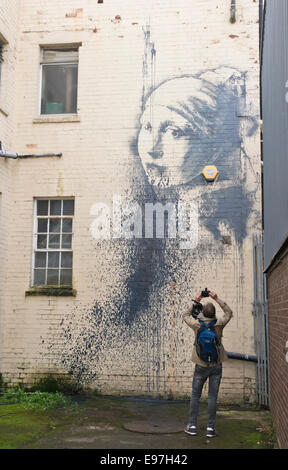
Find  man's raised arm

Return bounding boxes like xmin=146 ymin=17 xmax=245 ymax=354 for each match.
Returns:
xmin=209 ymin=291 xmax=233 ymax=326
xmin=182 ymin=292 xmax=202 ymax=331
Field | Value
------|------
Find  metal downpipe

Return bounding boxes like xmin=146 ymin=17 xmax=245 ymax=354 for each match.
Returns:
xmin=227 ymin=352 xmax=258 ymax=363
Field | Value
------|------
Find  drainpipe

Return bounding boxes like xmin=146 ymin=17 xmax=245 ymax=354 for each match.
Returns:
xmin=230 ymin=0 xmax=236 ymax=23
xmin=0 ymin=150 xmax=18 ymax=158
xmin=0 ymin=143 xmax=62 ymax=159
xmin=227 ymin=352 xmax=258 ymax=363
xmin=0 ymin=152 xmax=62 ymax=159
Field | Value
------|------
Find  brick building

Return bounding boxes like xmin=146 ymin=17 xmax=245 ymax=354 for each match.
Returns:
xmin=261 ymin=0 xmax=288 ymax=449
xmin=0 ymin=1 xmax=262 ymax=402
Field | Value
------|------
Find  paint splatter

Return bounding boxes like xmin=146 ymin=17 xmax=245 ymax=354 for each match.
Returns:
xmin=59 ymin=64 xmax=259 ymax=393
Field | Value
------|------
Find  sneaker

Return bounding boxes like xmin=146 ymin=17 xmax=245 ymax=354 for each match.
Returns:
xmin=206 ymin=427 xmax=217 ymax=438
xmin=184 ymin=425 xmax=197 ymax=436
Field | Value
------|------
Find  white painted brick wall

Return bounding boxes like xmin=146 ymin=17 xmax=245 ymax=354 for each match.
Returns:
xmin=0 ymin=0 xmax=261 ymax=403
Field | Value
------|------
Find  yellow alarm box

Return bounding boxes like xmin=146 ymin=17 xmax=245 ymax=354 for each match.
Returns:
xmin=202 ymin=165 xmax=219 ymax=182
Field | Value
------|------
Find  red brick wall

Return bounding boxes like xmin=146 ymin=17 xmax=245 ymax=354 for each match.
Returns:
xmin=267 ymin=250 xmax=288 ymax=449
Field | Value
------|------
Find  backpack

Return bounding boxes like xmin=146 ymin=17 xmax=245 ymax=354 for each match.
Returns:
xmin=196 ymin=320 xmax=220 ymax=363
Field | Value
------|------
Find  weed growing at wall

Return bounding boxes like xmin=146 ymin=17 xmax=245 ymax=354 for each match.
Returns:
xmin=0 ymin=388 xmax=75 ymax=411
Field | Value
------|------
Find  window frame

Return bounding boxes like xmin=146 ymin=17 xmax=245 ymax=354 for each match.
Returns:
xmin=39 ymin=45 xmax=80 ymax=116
xmin=32 ymin=198 xmax=75 ymax=287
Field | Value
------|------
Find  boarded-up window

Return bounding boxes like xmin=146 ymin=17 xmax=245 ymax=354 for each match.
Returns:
xmin=40 ymin=47 xmax=79 ymax=115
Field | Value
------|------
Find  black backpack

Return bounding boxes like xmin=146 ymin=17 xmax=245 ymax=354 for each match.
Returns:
xmin=196 ymin=320 xmax=220 ymax=363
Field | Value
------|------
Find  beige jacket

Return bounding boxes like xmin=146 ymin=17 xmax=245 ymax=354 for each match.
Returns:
xmin=182 ymin=299 xmax=233 ymax=367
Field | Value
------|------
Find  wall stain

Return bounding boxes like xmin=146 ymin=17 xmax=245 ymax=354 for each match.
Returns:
xmin=111 ymin=15 xmax=122 ymax=24
xmin=57 ymin=173 xmax=64 ymax=197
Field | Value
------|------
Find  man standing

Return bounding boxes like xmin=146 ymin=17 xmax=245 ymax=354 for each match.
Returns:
xmin=183 ymin=290 xmax=233 ymax=438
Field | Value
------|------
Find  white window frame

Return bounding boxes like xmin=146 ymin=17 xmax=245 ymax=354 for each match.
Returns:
xmin=39 ymin=45 xmax=80 ymax=116
xmin=32 ymin=198 xmax=74 ymax=287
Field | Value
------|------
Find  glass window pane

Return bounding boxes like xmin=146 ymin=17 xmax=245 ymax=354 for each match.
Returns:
xmin=63 ymin=200 xmax=74 ymax=215
xmin=47 ymin=269 xmax=59 ymax=285
xmin=35 ymin=252 xmax=46 ymax=268
xmin=48 ymin=234 xmax=60 ymax=249
xmin=37 ymin=200 xmax=48 ymax=216
xmin=48 ymin=252 xmax=60 ymax=268
xmin=50 ymin=200 xmax=61 ymax=215
xmin=49 ymin=218 xmax=61 ymax=233
xmin=37 ymin=234 xmax=47 ymax=249
xmin=37 ymin=218 xmax=48 ymax=233
xmin=62 ymin=218 xmax=72 ymax=233
xmin=61 ymin=252 xmax=73 ymax=268
xmin=41 ymin=64 xmax=78 ymax=115
xmin=62 ymin=234 xmax=72 ymax=249
xmin=34 ymin=269 xmax=46 ymax=286
xmin=60 ymin=269 xmax=72 ymax=285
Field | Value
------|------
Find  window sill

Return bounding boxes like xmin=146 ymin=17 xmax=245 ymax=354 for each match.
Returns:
xmin=33 ymin=114 xmax=80 ymax=124
xmin=25 ymin=286 xmax=77 ymax=297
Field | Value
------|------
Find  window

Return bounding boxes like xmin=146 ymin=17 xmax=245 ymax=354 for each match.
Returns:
xmin=40 ymin=47 xmax=79 ymax=115
xmin=33 ymin=199 xmax=74 ymax=286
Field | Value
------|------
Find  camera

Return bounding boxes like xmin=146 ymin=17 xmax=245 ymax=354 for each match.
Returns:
xmin=201 ymin=287 xmax=210 ymax=297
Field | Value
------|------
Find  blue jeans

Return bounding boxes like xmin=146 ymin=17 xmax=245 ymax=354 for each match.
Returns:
xmin=189 ymin=363 xmax=222 ymax=428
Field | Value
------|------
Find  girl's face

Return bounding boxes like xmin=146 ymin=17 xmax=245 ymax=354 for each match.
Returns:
xmin=138 ymin=106 xmax=194 ymax=187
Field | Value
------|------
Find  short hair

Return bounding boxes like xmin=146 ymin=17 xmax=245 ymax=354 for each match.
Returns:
xmin=203 ymin=302 xmax=216 ymax=318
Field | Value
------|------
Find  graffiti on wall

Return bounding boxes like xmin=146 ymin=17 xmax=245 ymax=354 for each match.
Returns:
xmin=59 ymin=29 xmax=260 ymax=391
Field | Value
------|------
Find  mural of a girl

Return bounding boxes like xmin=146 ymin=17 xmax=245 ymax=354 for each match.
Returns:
xmin=61 ymin=67 xmax=259 ymax=388
xmin=133 ymin=66 xmax=259 ymax=242
xmin=138 ymin=74 xmax=222 ymax=189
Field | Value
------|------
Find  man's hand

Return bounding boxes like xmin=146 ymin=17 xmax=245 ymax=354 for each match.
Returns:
xmin=209 ymin=290 xmax=219 ymax=301
xmin=194 ymin=292 xmax=202 ymax=303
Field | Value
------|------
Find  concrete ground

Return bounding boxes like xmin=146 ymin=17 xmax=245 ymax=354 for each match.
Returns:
xmin=21 ymin=395 xmax=276 ymax=450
